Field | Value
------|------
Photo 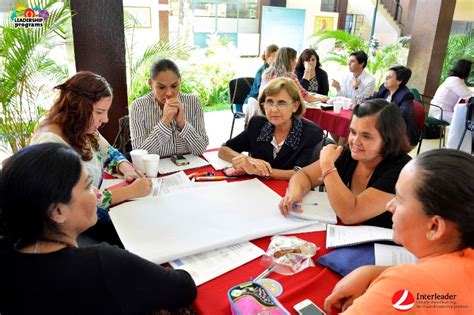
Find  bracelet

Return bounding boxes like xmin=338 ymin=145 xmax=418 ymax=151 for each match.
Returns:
xmin=319 ymin=167 xmax=337 ymax=182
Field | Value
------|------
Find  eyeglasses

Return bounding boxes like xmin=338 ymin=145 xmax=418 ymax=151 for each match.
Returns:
xmin=262 ymin=100 xmax=294 ymax=109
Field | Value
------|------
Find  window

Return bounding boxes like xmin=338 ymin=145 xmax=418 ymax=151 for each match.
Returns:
xmin=321 ymin=0 xmax=338 ymax=13
xmin=345 ymin=14 xmax=364 ymax=35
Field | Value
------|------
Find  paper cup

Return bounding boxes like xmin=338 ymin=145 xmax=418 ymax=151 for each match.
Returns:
xmin=333 ymin=101 xmax=343 ymax=114
xmin=130 ymin=149 xmax=148 ymax=172
xmin=142 ymin=154 xmax=160 ymax=178
xmin=343 ymin=98 xmax=351 ymax=110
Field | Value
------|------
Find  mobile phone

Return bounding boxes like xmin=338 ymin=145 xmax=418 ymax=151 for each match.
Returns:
xmin=171 ymin=154 xmax=189 ymax=166
xmin=294 ymin=299 xmax=326 ymax=315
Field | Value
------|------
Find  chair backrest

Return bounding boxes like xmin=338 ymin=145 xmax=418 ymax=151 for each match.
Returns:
xmin=229 ymin=77 xmax=254 ymax=109
xmin=465 ymin=97 xmax=474 ymax=131
xmin=412 ymin=100 xmax=426 ymax=131
xmin=113 ymin=115 xmax=132 ymax=160
xmin=410 ymin=88 xmax=422 ymax=102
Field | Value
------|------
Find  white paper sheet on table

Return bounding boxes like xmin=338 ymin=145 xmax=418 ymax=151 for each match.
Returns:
xmin=202 ymin=150 xmax=233 ymax=170
xmin=110 ymin=178 xmax=313 ymax=264
xmin=100 ymin=178 xmax=125 ymax=190
xmin=158 ymin=154 xmax=210 ymax=174
xmin=169 ymin=242 xmax=264 ymax=286
xmin=326 ymin=225 xmax=393 ymax=249
xmin=374 ymin=243 xmax=417 ymax=266
xmin=279 ymin=223 xmax=327 ymax=235
xmin=290 ymin=191 xmax=337 ymax=224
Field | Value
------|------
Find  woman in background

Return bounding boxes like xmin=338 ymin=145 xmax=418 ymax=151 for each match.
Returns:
xmin=244 ymin=44 xmax=279 ymax=126
xmin=295 ymin=48 xmax=329 ymax=95
xmin=0 ymin=143 xmax=197 ymax=315
xmin=324 ymin=149 xmax=474 ymax=314
xmin=429 ymin=59 xmax=473 ymax=123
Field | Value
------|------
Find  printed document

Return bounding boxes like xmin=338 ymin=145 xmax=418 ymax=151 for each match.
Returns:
xmin=169 ymin=242 xmax=264 ymax=286
xmin=326 ymin=224 xmax=393 ymax=248
xmin=374 ymin=243 xmax=417 ymax=266
xmin=202 ymin=150 xmax=232 ymax=170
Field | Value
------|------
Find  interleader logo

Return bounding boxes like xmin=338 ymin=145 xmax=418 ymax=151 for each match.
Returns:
xmin=392 ymin=290 xmax=415 ymax=311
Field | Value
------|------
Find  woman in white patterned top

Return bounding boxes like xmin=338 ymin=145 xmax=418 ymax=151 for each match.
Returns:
xmin=129 ymin=59 xmax=209 ymax=157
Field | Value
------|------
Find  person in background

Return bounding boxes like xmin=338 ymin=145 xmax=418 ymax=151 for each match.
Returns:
xmin=30 ymin=71 xmax=152 ymax=246
xmin=219 ymin=77 xmax=324 ymax=180
xmin=295 ymin=48 xmax=329 ymax=95
xmin=324 ymin=149 xmax=474 ymax=314
xmin=370 ymin=65 xmax=419 ymax=146
xmin=0 ymin=143 xmax=197 ymax=315
xmin=279 ymin=99 xmax=411 ymax=228
xmin=130 ymin=59 xmax=209 ymax=157
xmin=429 ymin=59 xmax=473 ymax=123
xmin=244 ymin=44 xmax=279 ymax=126
xmin=330 ymin=51 xmax=376 ymax=145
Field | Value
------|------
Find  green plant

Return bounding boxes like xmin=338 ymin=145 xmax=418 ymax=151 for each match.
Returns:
xmin=0 ymin=0 xmax=72 ymax=153
xmin=440 ymin=30 xmax=474 ymax=84
xmin=312 ymin=30 xmax=409 ymax=87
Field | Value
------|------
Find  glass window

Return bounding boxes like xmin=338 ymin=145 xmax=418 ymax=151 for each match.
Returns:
xmin=321 ymin=0 xmax=338 ymax=12
xmin=239 ymin=0 xmax=259 ymax=19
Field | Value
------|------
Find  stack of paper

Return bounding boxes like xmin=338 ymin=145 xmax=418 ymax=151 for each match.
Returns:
xmin=326 ymin=224 xmax=393 ymax=249
xmin=202 ymin=150 xmax=232 ymax=170
xmin=290 ymin=191 xmax=337 ymax=224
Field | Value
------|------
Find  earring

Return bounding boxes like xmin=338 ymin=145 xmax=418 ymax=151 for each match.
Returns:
xmin=426 ymin=231 xmax=435 ymax=240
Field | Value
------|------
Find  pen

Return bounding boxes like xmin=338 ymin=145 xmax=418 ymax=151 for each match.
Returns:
xmin=194 ymin=176 xmax=237 ymax=181
xmin=254 ymin=265 xmax=277 ymax=281
xmin=291 ymin=202 xmax=318 ymax=208
xmin=135 ymin=169 xmax=144 ymax=178
xmin=188 ymin=171 xmax=214 ymax=179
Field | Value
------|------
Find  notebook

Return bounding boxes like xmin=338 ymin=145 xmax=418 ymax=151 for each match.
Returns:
xmin=290 ymin=191 xmax=337 ymax=224
xmin=326 ymin=224 xmax=393 ymax=249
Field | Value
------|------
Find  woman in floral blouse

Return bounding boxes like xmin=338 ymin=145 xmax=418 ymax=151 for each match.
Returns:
xmin=30 ymin=71 xmax=152 ymax=245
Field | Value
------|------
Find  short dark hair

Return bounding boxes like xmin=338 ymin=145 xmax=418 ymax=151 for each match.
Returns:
xmin=389 ymin=65 xmax=412 ymax=86
xmin=0 ymin=143 xmax=83 ymax=249
xmin=413 ymin=149 xmax=474 ymax=248
xmin=352 ymin=99 xmax=411 ymax=160
xmin=150 ymin=59 xmax=181 ymax=80
xmin=350 ymin=51 xmax=369 ymax=68
xmin=448 ymin=59 xmax=472 ymax=80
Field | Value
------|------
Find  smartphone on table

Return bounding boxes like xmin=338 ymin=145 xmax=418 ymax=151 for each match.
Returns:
xmin=294 ymin=299 xmax=326 ymax=315
xmin=171 ymin=154 xmax=189 ymax=166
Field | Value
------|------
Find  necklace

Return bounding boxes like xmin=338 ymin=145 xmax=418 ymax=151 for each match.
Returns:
xmin=33 ymin=239 xmax=77 ymax=253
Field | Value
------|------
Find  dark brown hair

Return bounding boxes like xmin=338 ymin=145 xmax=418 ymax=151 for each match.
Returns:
xmin=295 ymin=48 xmax=322 ymax=71
xmin=43 ymin=71 xmax=113 ymax=160
xmin=261 ymin=44 xmax=279 ymax=62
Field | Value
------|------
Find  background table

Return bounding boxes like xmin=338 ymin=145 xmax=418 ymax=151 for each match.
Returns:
xmin=304 ymin=107 xmax=352 ymax=138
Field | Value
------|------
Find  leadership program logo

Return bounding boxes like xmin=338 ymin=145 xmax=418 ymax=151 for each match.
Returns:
xmin=10 ymin=5 xmax=49 ymax=28
xmin=392 ymin=290 xmax=415 ymax=312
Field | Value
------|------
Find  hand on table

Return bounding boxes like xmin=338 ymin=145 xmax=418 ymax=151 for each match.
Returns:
xmin=278 ymin=190 xmax=303 ymax=217
xmin=127 ymin=177 xmax=153 ymax=198
xmin=231 ymin=155 xmax=272 ymax=178
xmin=118 ymin=162 xmax=144 ymax=182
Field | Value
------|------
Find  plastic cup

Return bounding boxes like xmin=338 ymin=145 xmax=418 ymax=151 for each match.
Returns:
xmin=142 ymin=154 xmax=160 ymax=178
xmin=130 ymin=149 xmax=148 ymax=172
xmin=333 ymin=101 xmax=343 ymax=114
xmin=343 ymin=98 xmax=351 ymax=110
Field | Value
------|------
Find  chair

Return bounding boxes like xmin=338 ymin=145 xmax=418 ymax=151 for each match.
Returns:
xmin=411 ymin=88 xmax=450 ymax=154
xmin=229 ymin=77 xmax=254 ymax=139
xmin=412 ymin=100 xmax=425 ymax=152
xmin=456 ymin=97 xmax=474 ymax=153
xmin=113 ymin=115 xmax=132 ymax=161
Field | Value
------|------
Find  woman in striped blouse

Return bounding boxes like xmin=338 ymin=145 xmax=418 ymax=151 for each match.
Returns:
xmin=129 ymin=59 xmax=209 ymax=157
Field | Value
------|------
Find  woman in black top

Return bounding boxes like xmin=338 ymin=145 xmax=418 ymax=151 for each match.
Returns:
xmin=0 ymin=143 xmax=197 ymax=315
xmin=295 ymin=48 xmax=329 ymax=96
xmin=219 ymin=77 xmax=324 ymax=181
xmin=279 ymin=99 xmax=412 ymax=228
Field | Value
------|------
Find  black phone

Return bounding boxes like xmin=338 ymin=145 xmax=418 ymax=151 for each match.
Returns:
xmin=171 ymin=154 xmax=190 ymax=166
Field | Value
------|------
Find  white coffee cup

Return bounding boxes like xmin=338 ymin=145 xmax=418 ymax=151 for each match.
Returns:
xmin=333 ymin=101 xmax=343 ymax=114
xmin=142 ymin=154 xmax=160 ymax=178
xmin=343 ymin=98 xmax=351 ymax=110
xmin=130 ymin=149 xmax=148 ymax=172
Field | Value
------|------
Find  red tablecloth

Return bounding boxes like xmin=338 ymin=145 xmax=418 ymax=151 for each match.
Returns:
xmin=105 ymin=162 xmax=341 ymax=314
xmin=304 ymin=108 xmax=352 ymax=138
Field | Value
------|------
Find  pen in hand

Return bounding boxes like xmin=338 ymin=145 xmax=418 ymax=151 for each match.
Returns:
xmin=135 ymin=169 xmax=144 ymax=178
xmin=291 ymin=202 xmax=318 ymax=208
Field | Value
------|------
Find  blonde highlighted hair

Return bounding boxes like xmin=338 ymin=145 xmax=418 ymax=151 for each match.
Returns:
xmin=258 ymin=77 xmax=306 ymax=117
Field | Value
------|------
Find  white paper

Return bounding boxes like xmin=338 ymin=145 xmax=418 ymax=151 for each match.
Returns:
xmin=100 ymin=178 xmax=125 ymax=190
xmin=374 ymin=243 xmax=417 ymax=266
xmin=202 ymin=150 xmax=233 ymax=170
xmin=169 ymin=242 xmax=264 ymax=286
xmin=110 ymin=179 xmax=313 ymax=264
xmin=134 ymin=178 xmax=162 ymax=199
xmin=159 ymin=171 xmax=193 ymax=195
xmin=326 ymin=224 xmax=393 ymax=249
xmin=158 ymin=154 xmax=210 ymax=174
xmin=290 ymin=191 xmax=337 ymax=224
xmin=279 ymin=223 xmax=327 ymax=235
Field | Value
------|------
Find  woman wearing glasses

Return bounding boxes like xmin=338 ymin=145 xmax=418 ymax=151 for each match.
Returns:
xmin=218 ymin=77 xmax=324 ymax=180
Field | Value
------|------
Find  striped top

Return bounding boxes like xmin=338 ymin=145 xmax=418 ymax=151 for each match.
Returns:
xmin=129 ymin=92 xmax=209 ymax=157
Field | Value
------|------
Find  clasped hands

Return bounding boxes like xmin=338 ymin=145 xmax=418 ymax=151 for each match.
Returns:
xmin=231 ymin=155 xmax=272 ymax=178
xmin=161 ymin=97 xmax=186 ymax=129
